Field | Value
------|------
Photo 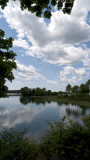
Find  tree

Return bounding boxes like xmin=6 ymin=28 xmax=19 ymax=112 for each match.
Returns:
xmin=0 ymin=0 xmax=75 ymax=19
xmin=86 ymin=79 xmax=90 ymax=88
xmin=71 ymin=85 xmax=80 ymax=94
xmin=46 ymin=90 xmax=52 ymax=96
xmin=35 ymin=87 xmax=42 ymax=96
xmin=66 ymin=84 xmax=72 ymax=93
xmin=80 ymin=84 xmax=89 ymax=94
xmin=20 ymin=87 xmax=29 ymax=96
xmin=0 ymin=29 xmax=16 ymax=97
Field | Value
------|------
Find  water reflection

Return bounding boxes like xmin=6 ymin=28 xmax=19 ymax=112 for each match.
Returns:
xmin=0 ymin=96 xmax=90 ymax=140
xmin=66 ymin=106 xmax=86 ymax=117
xmin=20 ymin=96 xmax=51 ymax=105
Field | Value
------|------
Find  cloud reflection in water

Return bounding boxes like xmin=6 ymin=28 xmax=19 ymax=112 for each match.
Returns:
xmin=0 ymin=96 xmax=90 ymax=139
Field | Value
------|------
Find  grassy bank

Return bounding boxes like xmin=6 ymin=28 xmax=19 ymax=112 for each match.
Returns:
xmin=57 ymin=97 xmax=90 ymax=108
xmin=0 ymin=115 xmax=90 ymax=160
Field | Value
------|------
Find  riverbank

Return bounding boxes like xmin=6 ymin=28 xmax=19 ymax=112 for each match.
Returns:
xmin=22 ymin=95 xmax=90 ymax=108
xmin=6 ymin=94 xmax=90 ymax=107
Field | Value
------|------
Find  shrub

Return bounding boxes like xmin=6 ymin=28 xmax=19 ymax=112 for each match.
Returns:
xmin=41 ymin=115 xmax=90 ymax=160
xmin=0 ymin=129 xmax=38 ymax=160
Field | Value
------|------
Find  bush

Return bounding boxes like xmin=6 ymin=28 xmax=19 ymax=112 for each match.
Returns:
xmin=41 ymin=115 xmax=90 ymax=160
xmin=0 ymin=129 xmax=38 ymax=160
xmin=0 ymin=115 xmax=90 ymax=160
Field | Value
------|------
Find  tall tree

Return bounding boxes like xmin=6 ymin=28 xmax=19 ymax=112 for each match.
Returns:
xmin=71 ymin=85 xmax=80 ymax=94
xmin=0 ymin=0 xmax=75 ymax=18
xmin=0 ymin=29 xmax=16 ymax=97
xmin=66 ymin=84 xmax=72 ymax=93
xmin=86 ymin=79 xmax=90 ymax=87
xmin=80 ymin=84 xmax=89 ymax=94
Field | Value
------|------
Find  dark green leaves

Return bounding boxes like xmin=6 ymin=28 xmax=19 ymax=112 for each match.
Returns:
xmin=44 ymin=10 xmax=52 ymax=19
xmin=41 ymin=115 xmax=90 ymax=160
xmin=0 ymin=0 xmax=9 ymax=9
xmin=51 ymin=0 xmax=56 ymax=6
xmin=0 ymin=29 xmax=17 ymax=97
xmin=0 ymin=0 xmax=75 ymax=19
xmin=0 ymin=29 xmax=5 ymax=37
xmin=57 ymin=0 xmax=63 ymax=10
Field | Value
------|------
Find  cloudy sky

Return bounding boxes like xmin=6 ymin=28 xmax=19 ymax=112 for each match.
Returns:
xmin=0 ymin=0 xmax=90 ymax=91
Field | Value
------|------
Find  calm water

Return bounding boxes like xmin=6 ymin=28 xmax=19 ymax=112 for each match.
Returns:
xmin=0 ymin=96 xmax=90 ymax=140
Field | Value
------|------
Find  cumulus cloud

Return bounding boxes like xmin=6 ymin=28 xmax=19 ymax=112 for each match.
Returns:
xmin=59 ymin=66 xmax=89 ymax=84
xmin=0 ymin=0 xmax=90 ymax=66
xmin=13 ymin=38 xmax=30 ymax=50
xmin=15 ymin=61 xmax=41 ymax=80
xmin=46 ymin=80 xmax=58 ymax=84
xmin=15 ymin=61 xmax=58 ymax=84
xmin=0 ymin=101 xmax=58 ymax=128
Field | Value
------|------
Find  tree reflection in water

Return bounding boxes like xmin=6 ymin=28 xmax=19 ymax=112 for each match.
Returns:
xmin=20 ymin=96 xmax=51 ymax=105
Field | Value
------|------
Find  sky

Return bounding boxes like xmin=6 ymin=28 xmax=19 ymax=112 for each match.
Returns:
xmin=0 ymin=0 xmax=90 ymax=91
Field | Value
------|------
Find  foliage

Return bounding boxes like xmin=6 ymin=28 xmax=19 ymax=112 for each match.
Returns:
xmin=20 ymin=79 xmax=90 ymax=97
xmin=20 ymin=87 xmax=29 ymax=96
xmin=66 ymin=79 xmax=90 ymax=96
xmin=0 ymin=0 xmax=75 ymax=19
xmin=80 ymin=83 xmax=89 ymax=94
xmin=0 ymin=115 xmax=90 ymax=160
xmin=0 ymin=128 xmax=38 ymax=160
xmin=86 ymin=79 xmax=90 ymax=87
xmin=20 ymin=87 xmax=51 ymax=96
xmin=41 ymin=115 xmax=90 ymax=160
xmin=66 ymin=84 xmax=72 ymax=93
xmin=0 ymin=29 xmax=17 ymax=97
xmin=71 ymin=85 xmax=80 ymax=94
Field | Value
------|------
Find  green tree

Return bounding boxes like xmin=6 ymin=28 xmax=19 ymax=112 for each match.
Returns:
xmin=0 ymin=0 xmax=75 ymax=19
xmin=0 ymin=29 xmax=16 ymax=97
xmin=86 ymin=79 xmax=90 ymax=84
xmin=71 ymin=85 xmax=80 ymax=94
xmin=66 ymin=84 xmax=72 ymax=93
xmin=35 ymin=87 xmax=42 ymax=96
xmin=80 ymin=84 xmax=89 ymax=94
xmin=86 ymin=79 xmax=90 ymax=88
xmin=46 ymin=90 xmax=52 ymax=96
xmin=20 ymin=87 xmax=29 ymax=96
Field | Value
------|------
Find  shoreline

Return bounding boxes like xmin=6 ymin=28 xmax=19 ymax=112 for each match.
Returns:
xmin=5 ymin=95 xmax=90 ymax=108
xmin=18 ymin=95 xmax=90 ymax=107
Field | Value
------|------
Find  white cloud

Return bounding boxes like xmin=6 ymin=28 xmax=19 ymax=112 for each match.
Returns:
xmin=1 ymin=0 xmax=90 ymax=66
xmin=15 ymin=61 xmax=41 ymax=80
xmin=15 ymin=61 xmax=58 ymax=85
xmin=46 ymin=80 xmax=58 ymax=84
xmin=13 ymin=38 xmax=30 ymax=50
xmin=59 ymin=66 xmax=89 ymax=84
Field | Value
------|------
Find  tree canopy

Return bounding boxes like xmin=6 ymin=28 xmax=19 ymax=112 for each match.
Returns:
xmin=66 ymin=84 xmax=72 ymax=93
xmin=0 ymin=0 xmax=75 ymax=19
xmin=0 ymin=29 xmax=17 ymax=97
xmin=65 ymin=79 xmax=90 ymax=95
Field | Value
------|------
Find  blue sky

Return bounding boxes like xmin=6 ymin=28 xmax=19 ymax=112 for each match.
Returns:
xmin=0 ymin=0 xmax=90 ymax=91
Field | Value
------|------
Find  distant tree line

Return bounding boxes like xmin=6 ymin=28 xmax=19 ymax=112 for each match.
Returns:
xmin=66 ymin=79 xmax=90 ymax=96
xmin=20 ymin=87 xmax=59 ymax=96
xmin=20 ymin=79 xmax=90 ymax=97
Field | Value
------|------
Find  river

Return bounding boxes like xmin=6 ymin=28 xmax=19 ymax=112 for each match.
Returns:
xmin=0 ymin=96 xmax=90 ymax=140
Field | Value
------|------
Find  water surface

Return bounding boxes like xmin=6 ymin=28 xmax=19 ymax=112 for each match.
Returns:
xmin=0 ymin=96 xmax=90 ymax=140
